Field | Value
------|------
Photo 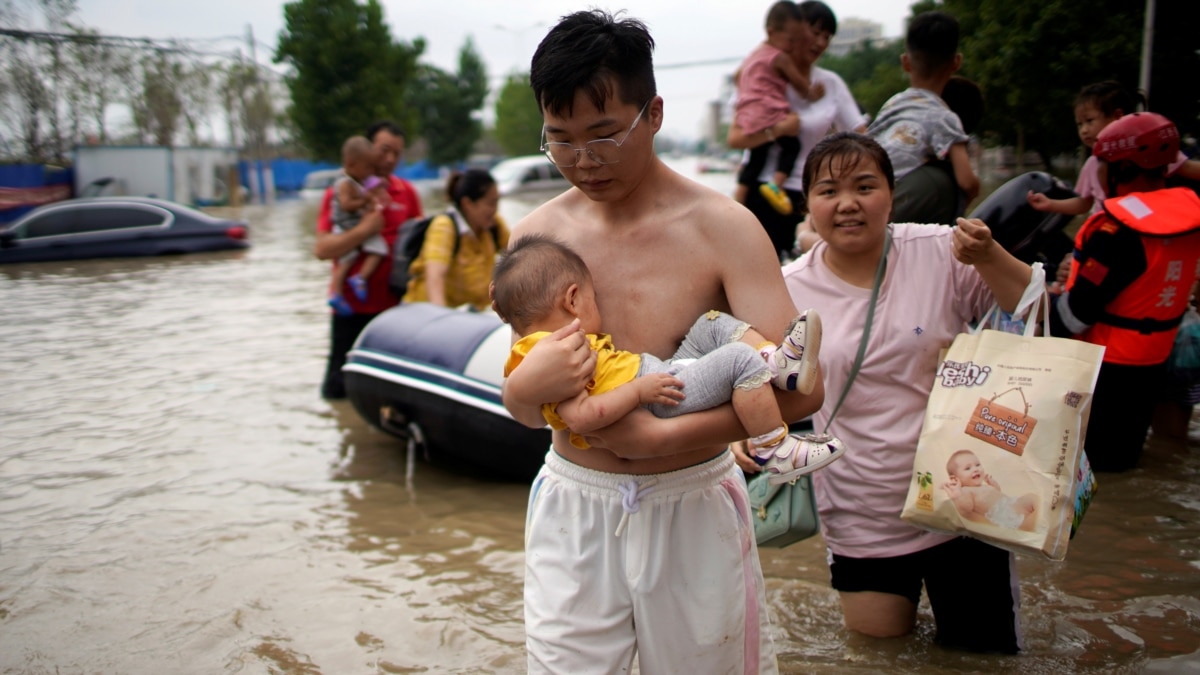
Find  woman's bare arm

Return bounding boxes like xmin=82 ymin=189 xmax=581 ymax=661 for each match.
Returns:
xmin=726 ymin=113 xmax=801 ymax=150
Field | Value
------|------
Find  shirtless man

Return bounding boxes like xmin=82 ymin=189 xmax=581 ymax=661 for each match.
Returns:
xmin=501 ymin=10 xmax=824 ymax=674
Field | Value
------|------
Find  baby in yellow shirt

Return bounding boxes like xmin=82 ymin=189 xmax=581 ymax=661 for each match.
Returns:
xmin=493 ymin=233 xmax=844 ymax=483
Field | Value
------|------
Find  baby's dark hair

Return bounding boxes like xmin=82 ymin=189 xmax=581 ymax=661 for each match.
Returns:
xmin=492 ymin=233 xmax=592 ymax=335
xmin=942 ymin=76 xmax=984 ymax=135
xmin=802 ymin=132 xmax=895 ymax=196
xmin=530 ymin=9 xmax=657 ymax=117
xmin=765 ymin=1 xmax=796 ymax=31
xmin=905 ymin=11 xmax=959 ymax=79
xmin=1075 ymin=80 xmax=1144 ymax=118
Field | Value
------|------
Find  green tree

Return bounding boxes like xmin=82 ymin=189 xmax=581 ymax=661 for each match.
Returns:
xmin=492 ymin=73 xmax=542 ymax=157
xmin=937 ymin=0 xmax=1142 ymax=165
xmin=274 ymin=0 xmax=423 ymax=161
xmin=134 ymin=52 xmax=184 ymax=147
xmin=408 ymin=37 xmax=488 ymax=166
xmin=821 ymin=39 xmax=906 ymax=118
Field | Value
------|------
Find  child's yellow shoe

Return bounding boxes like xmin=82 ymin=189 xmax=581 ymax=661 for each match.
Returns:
xmin=759 ymin=182 xmax=793 ymax=215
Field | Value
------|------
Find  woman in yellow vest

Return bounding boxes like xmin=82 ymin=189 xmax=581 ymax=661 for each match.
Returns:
xmin=403 ymin=169 xmax=510 ymax=310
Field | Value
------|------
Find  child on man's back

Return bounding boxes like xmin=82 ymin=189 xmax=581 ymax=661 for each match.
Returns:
xmin=328 ymin=136 xmax=391 ymax=316
xmin=868 ymin=11 xmax=979 ymax=224
xmin=733 ymin=0 xmax=825 ymax=216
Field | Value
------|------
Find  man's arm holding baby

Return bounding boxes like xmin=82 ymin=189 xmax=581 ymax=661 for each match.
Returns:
xmin=313 ymin=188 xmax=384 ymax=261
xmin=502 ymin=319 xmax=598 ymax=428
xmin=337 ymin=178 xmax=371 ymax=212
xmin=584 ymin=207 xmax=825 ymax=459
xmin=555 ymin=373 xmax=684 ymax=435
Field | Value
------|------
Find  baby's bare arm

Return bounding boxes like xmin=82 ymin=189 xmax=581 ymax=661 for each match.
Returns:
xmin=555 ymin=373 xmax=683 ymax=435
xmin=1027 ymin=191 xmax=1092 ymax=216
xmin=775 ymin=52 xmax=824 ymax=101
xmin=337 ymin=180 xmax=370 ymax=212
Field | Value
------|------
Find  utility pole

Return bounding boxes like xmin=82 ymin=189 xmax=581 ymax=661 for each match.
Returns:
xmin=1139 ymin=0 xmax=1155 ymax=105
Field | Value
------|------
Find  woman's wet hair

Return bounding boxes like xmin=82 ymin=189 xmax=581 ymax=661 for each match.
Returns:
xmin=447 ymin=169 xmax=497 ymax=208
xmin=802 ymin=132 xmax=895 ymax=196
xmin=1075 ymin=80 xmax=1144 ymax=118
xmin=530 ymin=9 xmax=657 ymax=117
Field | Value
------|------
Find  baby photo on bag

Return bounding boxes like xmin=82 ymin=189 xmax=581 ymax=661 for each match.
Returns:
xmin=901 ymin=309 xmax=1105 ymax=561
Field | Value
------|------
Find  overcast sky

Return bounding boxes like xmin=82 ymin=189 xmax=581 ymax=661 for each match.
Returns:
xmin=74 ymin=0 xmax=914 ymax=141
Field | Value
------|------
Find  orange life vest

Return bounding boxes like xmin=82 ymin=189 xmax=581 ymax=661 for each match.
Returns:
xmin=1067 ymin=188 xmax=1200 ymax=365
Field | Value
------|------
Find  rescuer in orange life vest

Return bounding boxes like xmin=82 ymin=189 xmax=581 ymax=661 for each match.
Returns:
xmin=1049 ymin=112 xmax=1200 ymax=472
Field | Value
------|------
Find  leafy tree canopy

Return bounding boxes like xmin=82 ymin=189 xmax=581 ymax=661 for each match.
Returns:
xmin=940 ymin=0 xmax=1143 ymax=163
xmin=820 ymin=39 xmax=905 ymax=120
xmin=408 ymin=38 xmax=488 ymax=166
xmin=492 ymin=73 xmax=543 ymax=157
xmin=274 ymin=0 xmax=423 ymax=162
xmin=818 ymin=0 xmax=1185 ymax=167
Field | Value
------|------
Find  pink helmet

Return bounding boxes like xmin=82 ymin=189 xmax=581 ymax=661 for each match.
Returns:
xmin=1093 ymin=112 xmax=1179 ymax=169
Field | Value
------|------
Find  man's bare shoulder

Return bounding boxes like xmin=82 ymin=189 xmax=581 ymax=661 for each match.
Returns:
xmin=669 ymin=175 xmax=767 ymax=242
xmin=510 ymin=189 xmax=586 ymax=242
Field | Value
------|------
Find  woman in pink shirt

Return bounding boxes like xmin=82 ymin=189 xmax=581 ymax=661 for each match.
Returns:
xmin=740 ymin=132 xmax=1033 ymax=653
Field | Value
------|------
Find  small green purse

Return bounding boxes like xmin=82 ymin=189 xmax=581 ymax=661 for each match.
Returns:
xmin=747 ymin=472 xmax=818 ymax=548
xmin=747 ymin=228 xmax=889 ymax=549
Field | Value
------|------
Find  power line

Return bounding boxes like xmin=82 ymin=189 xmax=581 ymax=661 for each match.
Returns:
xmin=657 ymin=56 xmax=742 ymax=70
xmin=0 ymin=27 xmax=288 ymax=79
xmin=0 ymin=27 xmax=189 ymax=53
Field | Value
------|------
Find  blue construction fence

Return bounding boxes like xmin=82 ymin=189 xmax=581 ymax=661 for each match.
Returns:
xmin=239 ymin=158 xmax=441 ymax=193
xmin=0 ymin=164 xmax=74 ymax=223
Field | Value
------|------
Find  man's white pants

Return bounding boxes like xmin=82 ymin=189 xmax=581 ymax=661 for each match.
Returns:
xmin=524 ymin=449 xmax=778 ymax=675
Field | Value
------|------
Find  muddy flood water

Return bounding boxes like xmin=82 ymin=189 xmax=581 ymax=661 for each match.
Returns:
xmin=2 ymin=158 xmax=1199 ymax=673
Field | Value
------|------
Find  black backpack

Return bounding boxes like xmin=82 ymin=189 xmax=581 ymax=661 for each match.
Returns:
xmin=388 ymin=212 xmax=501 ymax=299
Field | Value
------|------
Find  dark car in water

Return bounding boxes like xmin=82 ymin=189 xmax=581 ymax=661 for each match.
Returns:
xmin=0 ymin=197 xmax=249 ymax=264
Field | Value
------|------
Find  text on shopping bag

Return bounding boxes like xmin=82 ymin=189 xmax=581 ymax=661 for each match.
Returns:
xmin=963 ymin=388 xmax=1037 ymax=455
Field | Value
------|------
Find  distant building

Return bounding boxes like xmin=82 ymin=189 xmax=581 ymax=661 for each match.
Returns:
xmin=828 ymin=18 xmax=885 ymax=57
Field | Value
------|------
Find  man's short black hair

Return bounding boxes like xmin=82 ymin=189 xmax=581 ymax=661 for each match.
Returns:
xmin=906 ymin=11 xmax=959 ymax=78
xmin=366 ymin=120 xmax=406 ymax=142
xmin=530 ymin=9 xmax=657 ymax=117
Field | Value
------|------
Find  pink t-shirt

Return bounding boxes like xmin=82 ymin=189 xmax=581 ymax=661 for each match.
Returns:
xmin=1076 ymin=152 xmax=1191 ymax=215
xmin=782 ymin=223 xmax=994 ymax=558
xmin=734 ymin=42 xmax=792 ymax=134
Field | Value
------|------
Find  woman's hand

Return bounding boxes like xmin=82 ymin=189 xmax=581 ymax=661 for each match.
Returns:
xmin=774 ymin=112 xmax=801 ymax=138
xmin=952 ymin=217 xmax=997 ymax=266
xmin=731 ymin=440 xmax=762 ymax=474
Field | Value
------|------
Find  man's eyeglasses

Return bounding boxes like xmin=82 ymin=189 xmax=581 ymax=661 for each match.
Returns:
xmin=540 ymin=101 xmax=650 ymax=168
